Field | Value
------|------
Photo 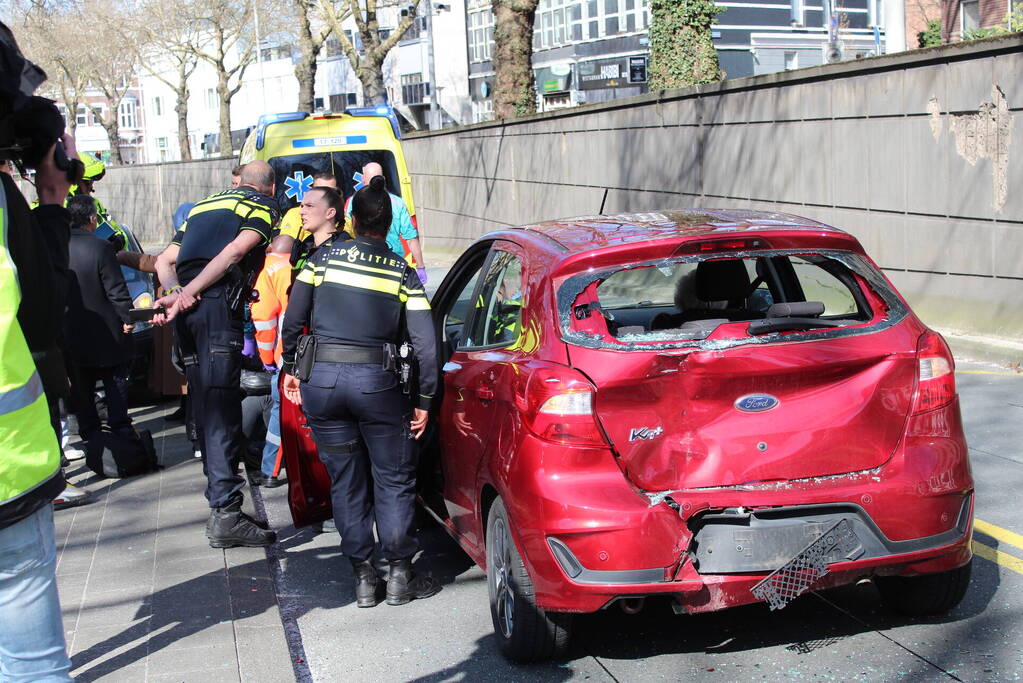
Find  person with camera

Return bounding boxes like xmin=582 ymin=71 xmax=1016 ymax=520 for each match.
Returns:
xmin=0 ymin=21 xmax=79 ymax=681
xmin=279 ymin=175 xmax=440 ymax=608
xmin=152 ymin=161 xmax=279 ymax=548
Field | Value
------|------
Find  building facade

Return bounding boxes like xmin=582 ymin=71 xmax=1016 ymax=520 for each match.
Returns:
xmin=467 ymin=0 xmax=891 ymax=122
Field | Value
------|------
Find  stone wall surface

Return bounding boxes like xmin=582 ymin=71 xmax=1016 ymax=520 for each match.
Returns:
xmin=97 ymin=35 xmax=1022 ymax=341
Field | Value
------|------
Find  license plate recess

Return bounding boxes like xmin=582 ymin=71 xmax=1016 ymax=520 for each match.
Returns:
xmin=750 ymin=519 xmax=862 ymax=610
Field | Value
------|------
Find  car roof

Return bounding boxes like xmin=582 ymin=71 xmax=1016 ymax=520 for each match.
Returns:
xmin=511 ymin=210 xmax=849 ymax=254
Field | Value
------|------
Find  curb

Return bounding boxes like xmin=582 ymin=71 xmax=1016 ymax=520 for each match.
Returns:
xmin=940 ymin=329 xmax=1023 ymax=370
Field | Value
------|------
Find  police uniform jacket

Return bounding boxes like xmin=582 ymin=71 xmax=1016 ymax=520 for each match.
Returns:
xmin=280 ymin=235 xmax=437 ymax=410
xmin=171 ymin=186 xmax=278 ymax=287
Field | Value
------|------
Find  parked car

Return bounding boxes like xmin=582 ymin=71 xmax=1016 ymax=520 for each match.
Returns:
xmin=94 ymin=220 xmax=155 ymax=383
xmin=283 ymin=209 xmax=974 ymax=662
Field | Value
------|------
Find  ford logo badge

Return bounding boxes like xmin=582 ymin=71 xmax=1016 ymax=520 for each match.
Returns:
xmin=734 ymin=394 xmax=780 ymax=412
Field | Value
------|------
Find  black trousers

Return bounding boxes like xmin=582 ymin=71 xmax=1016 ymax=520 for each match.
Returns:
xmin=300 ymin=361 xmax=416 ymax=562
xmin=174 ymin=289 xmax=246 ymax=509
xmin=69 ymin=363 xmax=132 ymax=439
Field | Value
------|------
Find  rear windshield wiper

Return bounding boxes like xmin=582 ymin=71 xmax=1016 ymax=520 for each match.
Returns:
xmin=747 ymin=301 xmax=842 ymax=336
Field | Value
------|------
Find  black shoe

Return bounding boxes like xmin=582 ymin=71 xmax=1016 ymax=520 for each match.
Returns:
xmin=166 ymin=407 xmax=185 ymax=421
xmin=249 ymin=471 xmax=286 ymax=488
xmin=352 ymin=559 xmax=380 ymax=608
xmin=385 ymin=559 xmax=441 ymax=606
xmin=207 ymin=506 xmax=276 ymax=548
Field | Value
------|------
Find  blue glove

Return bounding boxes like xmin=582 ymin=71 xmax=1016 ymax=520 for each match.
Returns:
xmin=242 ymin=337 xmax=257 ymax=359
xmin=416 ymin=268 xmax=428 ymax=285
xmin=263 ymin=363 xmax=277 ymax=374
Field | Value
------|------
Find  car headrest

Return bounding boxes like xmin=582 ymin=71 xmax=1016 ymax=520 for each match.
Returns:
xmin=694 ymin=259 xmax=752 ymax=302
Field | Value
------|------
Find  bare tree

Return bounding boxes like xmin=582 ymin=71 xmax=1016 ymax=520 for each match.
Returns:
xmin=12 ymin=1 xmax=90 ymax=137
xmin=179 ymin=0 xmax=259 ymax=156
xmin=292 ymin=0 xmax=335 ymax=112
xmin=137 ymin=2 xmax=201 ymax=160
xmin=491 ymin=0 xmax=539 ymax=119
xmin=80 ymin=2 xmax=139 ymax=164
xmin=317 ymin=0 xmax=419 ymax=106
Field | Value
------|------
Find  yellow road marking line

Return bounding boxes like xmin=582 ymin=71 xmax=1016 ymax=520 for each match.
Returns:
xmin=956 ymin=370 xmax=1022 ymax=376
xmin=972 ymin=540 xmax=1023 ymax=575
xmin=975 ymin=519 xmax=1023 ymax=551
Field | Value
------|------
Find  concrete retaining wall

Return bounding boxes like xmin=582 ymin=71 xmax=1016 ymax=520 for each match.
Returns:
xmin=97 ymin=35 xmax=1023 ymax=343
xmin=97 ymin=156 xmax=238 ymax=247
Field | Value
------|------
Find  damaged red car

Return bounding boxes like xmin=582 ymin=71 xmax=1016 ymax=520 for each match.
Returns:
xmin=283 ymin=209 xmax=974 ymax=662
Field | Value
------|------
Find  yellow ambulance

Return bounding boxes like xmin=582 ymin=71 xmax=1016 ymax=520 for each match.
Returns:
xmin=239 ymin=106 xmax=421 ymax=257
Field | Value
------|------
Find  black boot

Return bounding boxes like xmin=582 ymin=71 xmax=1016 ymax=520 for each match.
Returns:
xmin=207 ymin=504 xmax=276 ymax=548
xmin=385 ymin=559 xmax=441 ymax=606
xmin=352 ymin=559 xmax=379 ymax=608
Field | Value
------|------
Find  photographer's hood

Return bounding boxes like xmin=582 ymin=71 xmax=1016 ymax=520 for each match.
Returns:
xmin=0 ymin=22 xmax=47 ymax=109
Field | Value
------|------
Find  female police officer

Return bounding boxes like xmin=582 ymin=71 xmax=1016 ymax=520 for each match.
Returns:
xmin=279 ymin=176 xmax=440 ymax=608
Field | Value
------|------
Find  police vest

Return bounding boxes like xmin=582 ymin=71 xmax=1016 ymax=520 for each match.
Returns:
xmin=0 ymin=186 xmax=61 ymax=505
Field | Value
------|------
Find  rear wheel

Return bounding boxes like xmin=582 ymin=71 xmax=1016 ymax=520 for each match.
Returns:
xmin=876 ymin=561 xmax=972 ymax=616
xmin=486 ymin=498 xmax=572 ymax=662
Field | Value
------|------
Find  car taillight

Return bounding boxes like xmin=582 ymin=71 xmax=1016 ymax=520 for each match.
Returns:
xmin=521 ymin=364 xmax=609 ymax=447
xmin=911 ymin=330 xmax=956 ymax=414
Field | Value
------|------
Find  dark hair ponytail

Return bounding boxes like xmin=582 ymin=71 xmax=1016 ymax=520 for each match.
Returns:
xmin=352 ymin=174 xmax=392 ymax=238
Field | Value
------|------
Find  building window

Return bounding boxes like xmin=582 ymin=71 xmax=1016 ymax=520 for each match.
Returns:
xmin=119 ymin=99 xmax=138 ymax=129
xmin=466 ymin=6 xmax=495 ymax=63
xmin=785 ymin=51 xmax=799 ymax=70
xmin=314 ymin=97 xmax=325 ymax=110
xmin=76 ymin=106 xmax=89 ymax=126
xmin=401 ymin=73 xmax=430 ymax=105
xmin=399 ymin=16 xmax=427 ymax=43
xmin=960 ymin=0 xmax=980 ymax=31
xmin=206 ymin=88 xmax=217 ymax=110
xmin=152 ymin=97 xmax=162 ymax=117
xmin=790 ymin=0 xmax=804 ymax=26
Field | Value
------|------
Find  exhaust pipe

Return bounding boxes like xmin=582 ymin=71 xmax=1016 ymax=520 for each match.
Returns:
xmin=619 ymin=597 xmax=645 ymax=615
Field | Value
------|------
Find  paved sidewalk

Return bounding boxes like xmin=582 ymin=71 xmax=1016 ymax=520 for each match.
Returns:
xmin=54 ymin=401 xmax=294 ymax=682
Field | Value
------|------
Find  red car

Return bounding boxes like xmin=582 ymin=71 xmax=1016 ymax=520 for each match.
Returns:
xmin=282 ymin=210 xmax=973 ymax=662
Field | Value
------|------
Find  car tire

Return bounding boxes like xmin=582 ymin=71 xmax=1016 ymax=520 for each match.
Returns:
xmin=486 ymin=497 xmax=572 ymax=662
xmin=875 ymin=560 xmax=972 ymax=616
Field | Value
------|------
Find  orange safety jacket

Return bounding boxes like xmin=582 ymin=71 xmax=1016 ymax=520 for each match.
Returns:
xmin=250 ymin=251 xmax=292 ymax=366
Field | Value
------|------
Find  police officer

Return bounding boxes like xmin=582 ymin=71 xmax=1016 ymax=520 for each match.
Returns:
xmin=153 ymin=160 xmax=279 ymax=548
xmin=280 ymin=175 xmax=439 ymax=608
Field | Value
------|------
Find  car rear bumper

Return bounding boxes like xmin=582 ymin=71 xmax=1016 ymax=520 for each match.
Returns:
xmin=535 ymin=494 xmax=973 ymax=614
xmin=507 ymin=423 xmax=974 ymax=614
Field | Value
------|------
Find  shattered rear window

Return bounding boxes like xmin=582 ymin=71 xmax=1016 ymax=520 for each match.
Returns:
xmin=558 ymin=250 xmax=907 ymax=352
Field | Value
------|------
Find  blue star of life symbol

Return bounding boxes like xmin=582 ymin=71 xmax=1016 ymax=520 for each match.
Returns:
xmin=352 ymin=171 xmax=366 ymax=191
xmin=284 ymin=171 xmax=314 ymax=201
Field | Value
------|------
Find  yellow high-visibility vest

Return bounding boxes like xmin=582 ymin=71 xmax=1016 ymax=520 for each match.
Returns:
xmin=0 ymin=185 xmax=61 ymax=505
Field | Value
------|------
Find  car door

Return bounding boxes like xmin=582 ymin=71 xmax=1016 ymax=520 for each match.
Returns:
xmin=437 ymin=242 xmax=528 ymax=553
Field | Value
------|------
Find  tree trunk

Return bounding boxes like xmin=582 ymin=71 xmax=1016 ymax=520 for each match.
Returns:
xmin=356 ymin=62 xmax=388 ymax=105
xmin=296 ymin=56 xmax=318 ymax=112
xmin=648 ymin=0 xmax=723 ymax=89
xmin=173 ymin=62 xmax=192 ymax=161
xmin=295 ymin=5 xmax=318 ymax=112
xmin=104 ymin=119 xmax=123 ymax=164
xmin=175 ymin=90 xmax=192 ymax=161
xmin=217 ymin=69 xmax=233 ymax=156
xmin=492 ymin=0 xmax=538 ymax=119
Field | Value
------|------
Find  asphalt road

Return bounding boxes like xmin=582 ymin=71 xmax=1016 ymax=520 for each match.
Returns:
xmin=255 ymin=358 xmax=1023 ymax=683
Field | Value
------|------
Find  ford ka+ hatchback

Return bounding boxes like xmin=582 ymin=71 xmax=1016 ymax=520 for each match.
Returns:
xmin=419 ymin=209 xmax=973 ymax=662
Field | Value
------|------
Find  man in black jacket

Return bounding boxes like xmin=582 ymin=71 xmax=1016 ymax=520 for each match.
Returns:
xmin=64 ymin=195 xmax=135 ymax=440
